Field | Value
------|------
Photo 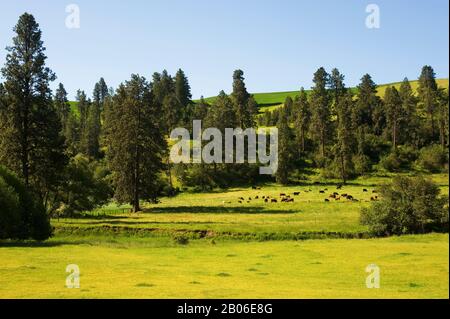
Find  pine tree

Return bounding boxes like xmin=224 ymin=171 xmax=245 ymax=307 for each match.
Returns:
xmin=334 ymin=91 xmax=355 ymax=183
xmin=205 ymin=91 xmax=237 ymax=131
xmin=76 ymin=90 xmax=89 ymax=134
xmin=162 ymin=92 xmax=183 ymax=132
xmin=175 ymin=69 xmax=192 ymax=107
xmin=436 ymin=88 xmax=449 ymax=149
xmin=310 ymin=67 xmax=331 ymax=157
xmin=104 ymin=74 xmax=166 ymax=212
xmin=276 ymin=106 xmax=292 ymax=185
xmin=398 ymin=78 xmax=419 ymax=148
xmin=329 ymin=68 xmax=346 ymax=114
xmin=417 ymin=65 xmax=439 ymax=140
xmin=231 ymin=70 xmax=253 ymax=128
xmin=384 ymin=86 xmax=403 ymax=150
xmin=293 ymin=87 xmax=310 ymax=153
xmin=352 ymin=74 xmax=380 ymax=132
xmin=283 ymin=96 xmax=294 ymax=120
xmin=55 ymin=83 xmax=71 ymax=130
xmin=0 ymin=13 xmax=67 ymax=202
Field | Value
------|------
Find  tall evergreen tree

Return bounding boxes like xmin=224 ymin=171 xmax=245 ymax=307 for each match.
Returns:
xmin=384 ymin=86 xmax=403 ymax=150
xmin=0 ymin=13 xmax=66 ymax=203
xmin=54 ymin=83 xmax=71 ymax=129
xmin=334 ymin=91 xmax=355 ymax=183
xmin=417 ymin=65 xmax=439 ymax=139
xmin=436 ymin=88 xmax=449 ymax=149
xmin=231 ymin=70 xmax=254 ymax=128
xmin=329 ymin=68 xmax=346 ymax=113
xmin=174 ymin=69 xmax=192 ymax=107
xmin=293 ymin=87 xmax=310 ymax=153
xmin=310 ymin=67 xmax=331 ymax=157
xmin=162 ymin=92 xmax=183 ymax=132
xmin=352 ymin=74 xmax=380 ymax=132
xmin=276 ymin=106 xmax=292 ymax=185
xmin=104 ymin=74 xmax=166 ymax=212
xmin=398 ymin=78 xmax=419 ymax=147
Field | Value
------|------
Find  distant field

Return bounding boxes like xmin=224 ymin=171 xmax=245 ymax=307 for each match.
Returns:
xmin=52 ymin=173 xmax=448 ymax=238
xmin=201 ymin=78 xmax=449 ymax=112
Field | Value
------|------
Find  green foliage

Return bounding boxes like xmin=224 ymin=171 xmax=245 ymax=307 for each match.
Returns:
xmin=380 ymin=146 xmax=418 ymax=172
xmin=55 ymin=155 xmax=112 ymax=217
xmin=361 ymin=176 xmax=448 ymax=236
xmin=104 ymin=74 xmax=166 ymax=212
xmin=0 ymin=165 xmax=52 ymax=240
xmin=417 ymin=144 xmax=448 ymax=172
xmin=0 ymin=13 xmax=67 ymax=200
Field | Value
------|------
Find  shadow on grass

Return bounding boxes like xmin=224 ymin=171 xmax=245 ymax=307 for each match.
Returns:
xmin=0 ymin=240 xmax=88 ymax=248
xmin=144 ymin=206 xmax=298 ymax=215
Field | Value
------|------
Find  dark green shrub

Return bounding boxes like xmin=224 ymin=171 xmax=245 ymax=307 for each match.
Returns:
xmin=417 ymin=145 xmax=448 ymax=172
xmin=0 ymin=176 xmax=21 ymax=239
xmin=361 ymin=176 xmax=448 ymax=236
xmin=0 ymin=165 xmax=52 ymax=240
xmin=172 ymin=233 xmax=189 ymax=245
xmin=380 ymin=146 xmax=418 ymax=172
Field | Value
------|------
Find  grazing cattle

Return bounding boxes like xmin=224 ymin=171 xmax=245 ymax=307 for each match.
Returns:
xmin=370 ymin=197 xmax=375 ymax=201
xmin=375 ymin=196 xmax=378 ymax=199
xmin=329 ymin=194 xmax=336 ymax=199
xmin=239 ymin=197 xmax=244 ymax=200
xmin=335 ymin=197 xmax=340 ymax=201
xmin=264 ymin=198 xmax=268 ymax=203
xmin=271 ymin=199 xmax=278 ymax=203
xmin=280 ymin=193 xmax=286 ymax=197
xmin=293 ymin=192 xmax=300 ymax=195
xmin=363 ymin=189 xmax=368 ymax=192
xmin=238 ymin=201 xmax=242 ymax=204
xmin=341 ymin=193 xmax=348 ymax=197
xmin=247 ymin=201 xmax=250 ymax=203
xmin=347 ymin=195 xmax=353 ymax=200
xmin=262 ymin=196 xmax=265 ymax=199
xmin=372 ymin=190 xmax=377 ymax=193
xmin=319 ymin=190 xmax=325 ymax=194
xmin=252 ymin=186 xmax=257 ymax=189
xmin=333 ymin=192 xmax=339 ymax=195
xmin=324 ymin=199 xmax=330 ymax=202
xmin=248 ymin=197 xmax=252 ymax=200
xmin=337 ymin=184 xmax=342 ymax=189
xmin=255 ymin=196 xmax=259 ymax=199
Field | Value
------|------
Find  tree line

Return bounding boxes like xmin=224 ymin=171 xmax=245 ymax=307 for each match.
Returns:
xmin=0 ymin=14 xmax=448 ymax=240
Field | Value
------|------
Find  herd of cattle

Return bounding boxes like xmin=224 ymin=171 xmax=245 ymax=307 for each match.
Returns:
xmin=231 ymin=186 xmax=380 ymax=204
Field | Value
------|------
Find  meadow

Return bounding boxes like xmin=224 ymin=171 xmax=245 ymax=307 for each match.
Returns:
xmin=0 ymin=173 xmax=448 ymax=298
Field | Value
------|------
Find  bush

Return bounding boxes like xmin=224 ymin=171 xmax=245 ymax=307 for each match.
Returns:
xmin=55 ymin=155 xmax=112 ymax=217
xmin=360 ymin=176 xmax=448 ymax=236
xmin=380 ymin=146 xmax=419 ymax=172
xmin=353 ymin=154 xmax=372 ymax=175
xmin=172 ymin=233 xmax=189 ymax=245
xmin=0 ymin=176 xmax=21 ymax=238
xmin=0 ymin=165 xmax=52 ymax=240
xmin=416 ymin=145 xmax=448 ymax=172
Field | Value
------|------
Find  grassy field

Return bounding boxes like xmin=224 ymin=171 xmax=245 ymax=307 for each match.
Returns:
xmin=202 ymin=78 xmax=449 ymax=110
xmin=0 ymin=234 xmax=447 ymax=298
xmin=1 ymin=173 xmax=448 ymax=298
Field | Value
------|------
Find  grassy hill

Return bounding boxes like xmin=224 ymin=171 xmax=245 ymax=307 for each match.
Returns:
xmin=68 ymin=79 xmax=449 ymax=116
xmin=202 ymin=78 xmax=449 ymax=113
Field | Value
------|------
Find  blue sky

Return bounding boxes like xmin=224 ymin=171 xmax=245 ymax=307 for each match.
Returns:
xmin=0 ymin=0 xmax=448 ymax=100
